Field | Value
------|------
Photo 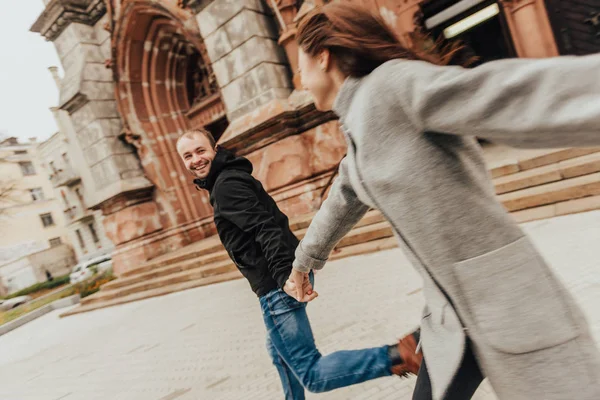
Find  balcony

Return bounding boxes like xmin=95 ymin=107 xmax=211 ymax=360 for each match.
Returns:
xmin=50 ymin=166 xmax=81 ymax=188
xmin=64 ymin=205 xmax=93 ymax=224
xmin=4 ymin=153 xmax=31 ymax=163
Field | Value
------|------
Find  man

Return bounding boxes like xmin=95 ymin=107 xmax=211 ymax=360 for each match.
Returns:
xmin=176 ymin=128 xmax=421 ymax=399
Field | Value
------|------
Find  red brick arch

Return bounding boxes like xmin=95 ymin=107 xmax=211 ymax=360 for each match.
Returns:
xmin=111 ymin=0 xmax=226 ymax=232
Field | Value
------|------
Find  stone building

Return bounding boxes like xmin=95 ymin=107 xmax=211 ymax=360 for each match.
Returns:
xmin=31 ymin=0 xmax=600 ymax=312
xmin=0 ymin=136 xmax=74 ymax=294
xmin=37 ymin=68 xmax=115 ymax=264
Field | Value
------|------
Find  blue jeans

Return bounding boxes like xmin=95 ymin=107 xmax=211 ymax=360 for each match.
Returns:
xmin=259 ymin=276 xmax=391 ymax=399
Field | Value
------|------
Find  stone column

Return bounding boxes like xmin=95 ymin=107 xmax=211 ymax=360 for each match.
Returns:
xmin=501 ymin=0 xmax=559 ymax=58
xmin=197 ymin=0 xmax=294 ymax=140
xmin=266 ymin=0 xmax=302 ymax=88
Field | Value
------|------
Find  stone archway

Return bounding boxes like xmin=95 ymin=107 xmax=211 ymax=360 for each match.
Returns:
xmin=111 ymin=0 xmax=227 ymax=235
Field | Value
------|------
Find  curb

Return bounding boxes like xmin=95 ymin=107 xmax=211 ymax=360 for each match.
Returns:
xmin=0 ymin=294 xmax=80 ymax=336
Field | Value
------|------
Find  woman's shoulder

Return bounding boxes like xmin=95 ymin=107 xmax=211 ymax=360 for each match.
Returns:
xmin=368 ymin=58 xmax=438 ymax=84
xmin=354 ymin=60 xmax=416 ymax=104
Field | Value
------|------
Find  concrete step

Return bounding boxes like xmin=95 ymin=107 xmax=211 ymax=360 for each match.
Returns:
xmin=489 ymin=148 xmax=600 ymax=178
xmin=288 ymin=210 xmax=321 ymax=231
xmin=330 ymin=236 xmax=398 ymax=261
xmin=499 ymin=172 xmax=600 ymax=212
xmin=493 ymin=153 xmax=600 ymax=195
xmin=121 ymin=249 xmax=230 ymax=280
xmin=494 ymin=164 xmax=562 ymax=195
xmin=294 ymin=210 xmax=384 ymax=240
xmin=149 ymin=234 xmax=224 ymax=264
xmin=82 ymin=260 xmax=237 ymax=306
xmin=124 ymin=210 xmax=384 ymax=280
xmin=61 ymin=235 xmax=400 ymax=318
xmin=511 ymin=194 xmax=600 ymax=223
xmin=336 ymin=221 xmax=393 ymax=248
xmin=558 ymin=152 xmax=600 ymax=179
xmin=124 ymin=235 xmax=226 ymax=277
xmin=60 ymin=271 xmax=244 ymax=318
xmin=102 ymin=255 xmax=228 ymax=291
xmin=109 ymin=212 xmax=388 ymax=295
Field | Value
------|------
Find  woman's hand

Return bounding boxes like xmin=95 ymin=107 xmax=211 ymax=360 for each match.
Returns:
xmin=287 ymin=268 xmax=318 ymax=302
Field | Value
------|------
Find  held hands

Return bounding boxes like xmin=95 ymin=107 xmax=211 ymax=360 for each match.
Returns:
xmin=284 ymin=268 xmax=318 ymax=303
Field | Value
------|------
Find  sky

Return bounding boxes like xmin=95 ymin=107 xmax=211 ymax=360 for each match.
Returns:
xmin=0 ymin=1 xmax=62 ymax=144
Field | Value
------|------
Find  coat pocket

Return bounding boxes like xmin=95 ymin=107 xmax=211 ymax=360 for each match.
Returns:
xmin=453 ymin=237 xmax=579 ymax=354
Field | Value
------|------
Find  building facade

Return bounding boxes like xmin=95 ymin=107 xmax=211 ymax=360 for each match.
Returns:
xmin=31 ymin=0 xmax=600 ymax=276
xmin=0 ymin=244 xmax=75 ymax=296
xmin=38 ymin=78 xmax=115 ymax=264
xmin=0 ymin=136 xmax=73 ymax=294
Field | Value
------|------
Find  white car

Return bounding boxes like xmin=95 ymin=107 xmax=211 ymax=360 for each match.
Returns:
xmin=69 ymin=255 xmax=112 ymax=284
xmin=69 ymin=263 xmax=94 ymax=284
xmin=0 ymin=295 xmax=32 ymax=311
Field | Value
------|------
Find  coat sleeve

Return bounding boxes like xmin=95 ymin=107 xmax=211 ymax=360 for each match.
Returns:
xmin=390 ymin=53 xmax=600 ymax=148
xmin=293 ymin=157 xmax=369 ymax=273
xmin=214 ymin=176 xmax=294 ymax=289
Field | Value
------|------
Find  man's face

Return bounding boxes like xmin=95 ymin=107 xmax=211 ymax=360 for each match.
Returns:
xmin=176 ymin=133 xmax=216 ymax=179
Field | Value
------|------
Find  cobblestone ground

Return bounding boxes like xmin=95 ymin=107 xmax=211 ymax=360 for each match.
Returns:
xmin=1 ymin=211 xmax=599 ymax=400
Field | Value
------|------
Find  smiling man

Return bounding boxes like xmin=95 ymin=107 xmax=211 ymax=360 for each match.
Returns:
xmin=176 ymin=128 xmax=422 ymax=400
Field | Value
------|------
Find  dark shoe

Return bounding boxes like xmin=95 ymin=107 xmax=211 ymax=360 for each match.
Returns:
xmin=388 ymin=329 xmax=423 ymax=377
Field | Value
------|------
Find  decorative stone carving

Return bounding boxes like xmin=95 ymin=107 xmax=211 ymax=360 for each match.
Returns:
xmin=30 ymin=0 xmax=107 ymax=41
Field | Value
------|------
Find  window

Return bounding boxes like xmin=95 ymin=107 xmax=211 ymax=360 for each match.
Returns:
xmin=75 ymin=188 xmax=85 ymax=208
xmin=19 ymin=161 xmax=36 ymax=176
xmin=88 ymin=222 xmax=100 ymax=244
xmin=14 ymin=150 xmax=27 ymax=155
xmin=49 ymin=161 xmax=57 ymax=173
xmin=49 ymin=237 xmax=62 ymax=247
xmin=30 ymin=188 xmax=45 ymax=202
xmin=40 ymin=213 xmax=55 ymax=227
xmin=62 ymin=153 xmax=70 ymax=166
xmin=75 ymin=229 xmax=86 ymax=251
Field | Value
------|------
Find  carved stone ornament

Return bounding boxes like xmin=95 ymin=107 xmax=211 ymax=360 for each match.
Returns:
xmin=30 ymin=0 xmax=107 ymax=41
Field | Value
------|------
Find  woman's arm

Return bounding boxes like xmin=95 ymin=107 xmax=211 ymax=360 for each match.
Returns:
xmin=293 ymin=157 xmax=369 ymax=273
xmin=390 ymin=54 xmax=600 ymax=148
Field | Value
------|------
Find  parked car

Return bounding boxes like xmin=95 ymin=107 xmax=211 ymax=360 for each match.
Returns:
xmin=95 ymin=257 xmax=113 ymax=273
xmin=0 ymin=295 xmax=32 ymax=311
xmin=69 ymin=255 xmax=112 ymax=284
xmin=69 ymin=263 xmax=94 ymax=284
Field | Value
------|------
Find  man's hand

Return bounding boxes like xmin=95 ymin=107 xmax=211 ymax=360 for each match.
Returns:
xmin=283 ymin=276 xmax=318 ymax=302
xmin=288 ymin=268 xmax=316 ymax=302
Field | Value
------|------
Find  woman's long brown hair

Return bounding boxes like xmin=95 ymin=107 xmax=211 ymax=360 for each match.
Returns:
xmin=296 ymin=2 xmax=464 ymax=78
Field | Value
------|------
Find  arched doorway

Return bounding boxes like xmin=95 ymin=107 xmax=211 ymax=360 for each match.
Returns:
xmin=111 ymin=1 xmax=227 ymax=233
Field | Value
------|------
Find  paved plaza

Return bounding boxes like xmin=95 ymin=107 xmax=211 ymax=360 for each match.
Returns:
xmin=1 ymin=211 xmax=600 ymax=400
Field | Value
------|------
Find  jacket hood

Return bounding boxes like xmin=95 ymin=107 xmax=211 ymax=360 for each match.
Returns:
xmin=193 ymin=146 xmax=253 ymax=191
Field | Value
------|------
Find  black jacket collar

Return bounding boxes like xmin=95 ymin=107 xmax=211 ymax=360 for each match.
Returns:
xmin=193 ymin=147 xmax=253 ymax=192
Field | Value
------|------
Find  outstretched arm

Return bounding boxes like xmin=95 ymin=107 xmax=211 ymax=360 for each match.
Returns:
xmin=390 ymin=54 xmax=600 ymax=148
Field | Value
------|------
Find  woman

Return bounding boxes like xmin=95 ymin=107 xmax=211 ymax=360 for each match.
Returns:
xmin=289 ymin=3 xmax=600 ymax=400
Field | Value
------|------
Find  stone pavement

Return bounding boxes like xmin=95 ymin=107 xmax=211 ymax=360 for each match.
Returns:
xmin=1 ymin=210 xmax=600 ymax=400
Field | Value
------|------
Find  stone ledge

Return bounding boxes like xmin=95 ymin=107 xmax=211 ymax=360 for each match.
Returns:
xmin=221 ymin=100 xmax=336 ymax=156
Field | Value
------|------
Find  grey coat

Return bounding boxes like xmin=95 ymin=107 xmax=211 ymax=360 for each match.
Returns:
xmin=293 ymin=54 xmax=600 ymax=399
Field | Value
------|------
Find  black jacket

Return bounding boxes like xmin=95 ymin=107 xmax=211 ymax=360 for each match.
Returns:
xmin=195 ymin=148 xmax=299 ymax=297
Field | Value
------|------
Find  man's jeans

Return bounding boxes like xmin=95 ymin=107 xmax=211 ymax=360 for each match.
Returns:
xmin=259 ymin=277 xmax=391 ymax=399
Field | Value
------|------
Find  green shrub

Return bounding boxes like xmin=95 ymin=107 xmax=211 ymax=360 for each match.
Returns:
xmin=4 ymin=274 xmax=70 ymax=299
xmin=74 ymin=271 xmax=116 ymax=299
